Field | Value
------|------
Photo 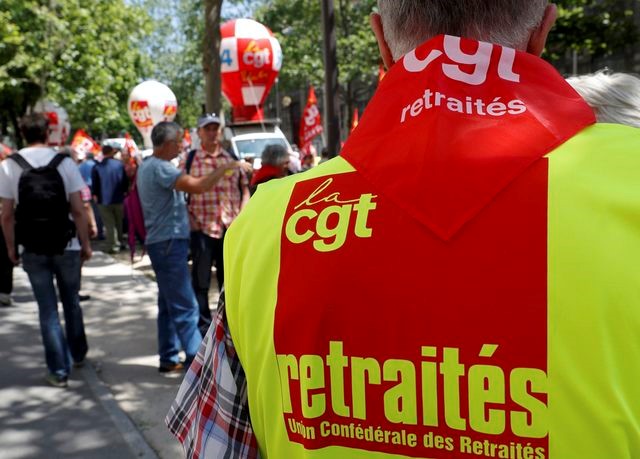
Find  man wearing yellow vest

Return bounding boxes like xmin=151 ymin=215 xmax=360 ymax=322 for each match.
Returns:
xmin=167 ymin=1 xmax=640 ymax=458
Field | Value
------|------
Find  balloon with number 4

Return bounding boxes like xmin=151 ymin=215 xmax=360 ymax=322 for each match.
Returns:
xmin=127 ymin=81 xmax=178 ymax=148
xmin=220 ymin=19 xmax=282 ymax=122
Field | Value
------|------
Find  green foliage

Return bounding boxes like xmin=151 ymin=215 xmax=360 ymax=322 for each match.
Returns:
xmin=546 ymin=0 xmax=639 ymax=61
xmin=135 ymin=0 xmax=206 ymax=130
xmin=0 ymin=0 xmax=152 ymax=142
xmin=255 ymin=0 xmax=378 ymax=93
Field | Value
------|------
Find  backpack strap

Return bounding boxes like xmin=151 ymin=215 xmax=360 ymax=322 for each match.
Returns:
xmin=184 ymin=149 xmax=197 ymax=205
xmin=185 ymin=149 xmax=197 ymax=174
xmin=8 ymin=153 xmax=33 ymax=171
xmin=48 ymin=153 xmax=70 ymax=169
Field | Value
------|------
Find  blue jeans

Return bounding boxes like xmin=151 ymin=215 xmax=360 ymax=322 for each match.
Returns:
xmin=22 ymin=250 xmax=88 ymax=378
xmin=147 ymin=239 xmax=202 ymax=366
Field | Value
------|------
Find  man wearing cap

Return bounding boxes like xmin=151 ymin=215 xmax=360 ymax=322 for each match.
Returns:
xmin=183 ymin=114 xmax=250 ymax=332
xmin=92 ymin=143 xmax=128 ymax=253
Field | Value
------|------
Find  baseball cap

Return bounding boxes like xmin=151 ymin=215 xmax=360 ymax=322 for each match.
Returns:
xmin=197 ymin=113 xmax=221 ymax=128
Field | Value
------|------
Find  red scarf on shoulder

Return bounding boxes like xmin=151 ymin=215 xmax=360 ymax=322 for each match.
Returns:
xmin=342 ymin=35 xmax=595 ymax=239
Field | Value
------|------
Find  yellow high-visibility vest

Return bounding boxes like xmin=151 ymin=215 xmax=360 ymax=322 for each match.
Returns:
xmin=225 ymin=123 xmax=640 ymax=459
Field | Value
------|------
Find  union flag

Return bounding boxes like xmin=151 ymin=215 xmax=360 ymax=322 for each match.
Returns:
xmin=71 ymin=129 xmax=101 ymax=156
xmin=299 ymin=86 xmax=323 ymax=154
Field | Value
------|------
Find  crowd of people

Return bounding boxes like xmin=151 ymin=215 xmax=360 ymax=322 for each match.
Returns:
xmin=2 ymin=0 xmax=640 ymax=455
xmin=0 ymin=111 xmax=316 ymax=385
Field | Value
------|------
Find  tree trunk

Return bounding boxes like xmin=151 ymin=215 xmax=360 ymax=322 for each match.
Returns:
xmin=203 ymin=0 xmax=222 ymax=115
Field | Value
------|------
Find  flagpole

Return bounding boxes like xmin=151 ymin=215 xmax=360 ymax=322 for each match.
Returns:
xmin=321 ymin=0 xmax=341 ymax=158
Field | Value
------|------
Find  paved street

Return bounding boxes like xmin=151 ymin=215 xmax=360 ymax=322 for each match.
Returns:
xmin=0 ymin=251 xmax=209 ymax=459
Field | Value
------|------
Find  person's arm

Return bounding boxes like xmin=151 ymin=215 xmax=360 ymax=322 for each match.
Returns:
xmin=174 ymin=161 xmax=252 ymax=195
xmin=85 ymin=200 xmax=97 ymax=239
xmin=166 ymin=291 xmax=259 ymax=459
xmin=69 ymin=191 xmax=92 ymax=262
xmin=0 ymin=198 xmax=18 ymax=264
xmin=240 ymin=169 xmax=251 ymax=208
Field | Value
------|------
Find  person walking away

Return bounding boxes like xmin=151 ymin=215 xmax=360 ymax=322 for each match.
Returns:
xmin=0 ymin=113 xmax=92 ymax=388
xmin=92 ymin=143 xmax=128 ymax=253
xmin=0 ymin=145 xmax=13 ymax=306
xmin=182 ymin=114 xmax=250 ymax=333
xmin=167 ymin=1 xmax=640 ymax=458
xmin=79 ymin=151 xmax=104 ymax=240
xmin=0 ymin=200 xmax=13 ymax=306
xmin=137 ymin=121 xmax=250 ymax=372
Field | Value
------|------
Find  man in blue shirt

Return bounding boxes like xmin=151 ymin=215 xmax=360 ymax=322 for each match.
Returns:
xmin=92 ymin=144 xmax=128 ymax=253
xmin=78 ymin=152 xmax=104 ymax=240
xmin=137 ymin=121 xmax=250 ymax=372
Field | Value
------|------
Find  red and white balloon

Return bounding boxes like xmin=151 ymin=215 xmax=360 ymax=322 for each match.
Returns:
xmin=220 ymin=19 xmax=282 ymax=121
xmin=34 ymin=100 xmax=71 ymax=147
xmin=127 ymin=81 xmax=178 ymax=148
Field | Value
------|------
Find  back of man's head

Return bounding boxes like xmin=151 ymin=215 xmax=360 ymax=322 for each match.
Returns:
xmin=102 ymin=145 xmax=115 ymax=156
xmin=377 ymin=0 xmax=548 ymax=60
xmin=261 ymin=144 xmax=289 ymax=167
xmin=20 ymin=113 xmax=49 ymax=145
xmin=151 ymin=121 xmax=181 ymax=148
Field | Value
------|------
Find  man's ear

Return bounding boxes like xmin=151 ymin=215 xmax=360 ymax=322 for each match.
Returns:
xmin=527 ymin=4 xmax=557 ymax=56
xmin=370 ymin=12 xmax=395 ymax=69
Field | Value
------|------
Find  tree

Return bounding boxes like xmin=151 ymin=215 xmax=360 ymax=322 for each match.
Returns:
xmin=255 ymin=0 xmax=378 ymax=140
xmin=135 ymin=0 xmax=206 ymax=130
xmin=204 ymin=0 xmax=223 ymax=115
xmin=0 ymin=0 xmax=152 ymax=145
xmin=546 ymin=0 xmax=640 ymax=72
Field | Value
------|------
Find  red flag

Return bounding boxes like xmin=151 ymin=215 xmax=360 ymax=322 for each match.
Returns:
xmin=299 ymin=86 xmax=323 ymax=153
xmin=71 ymin=129 xmax=101 ymax=156
xmin=350 ymin=107 xmax=359 ymax=133
xmin=124 ymin=132 xmax=140 ymax=157
xmin=182 ymin=128 xmax=192 ymax=150
xmin=378 ymin=63 xmax=386 ymax=84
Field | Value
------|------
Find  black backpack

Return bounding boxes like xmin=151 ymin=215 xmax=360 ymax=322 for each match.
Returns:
xmin=9 ymin=153 xmax=76 ymax=255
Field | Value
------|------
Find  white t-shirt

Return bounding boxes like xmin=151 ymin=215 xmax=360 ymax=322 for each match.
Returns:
xmin=0 ymin=147 xmax=86 ymax=250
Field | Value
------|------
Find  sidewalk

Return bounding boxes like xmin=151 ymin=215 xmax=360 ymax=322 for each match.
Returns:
xmin=0 ymin=251 xmax=213 ymax=459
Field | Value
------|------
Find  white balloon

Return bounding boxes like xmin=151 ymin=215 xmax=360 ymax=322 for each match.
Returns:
xmin=127 ymin=80 xmax=178 ymax=148
xmin=34 ymin=100 xmax=71 ymax=147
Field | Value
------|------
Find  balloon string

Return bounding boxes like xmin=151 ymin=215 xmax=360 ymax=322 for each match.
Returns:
xmin=245 ymin=77 xmax=267 ymax=133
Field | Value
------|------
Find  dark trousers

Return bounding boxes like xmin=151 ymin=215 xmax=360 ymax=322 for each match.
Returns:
xmin=0 ymin=227 xmax=13 ymax=294
xmin=190 ymin=230 xmax=225 ymax=332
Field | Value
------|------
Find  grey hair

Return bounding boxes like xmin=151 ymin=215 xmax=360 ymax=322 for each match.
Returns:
xmin=151 ymin=121 xmax=182 ymax=148
xmin=261 ymin=144 xmax=289 ymax=167
xmin=377 ymin=0 xmax=548 ymax=60
xmin=567 ymin=71 xmax=640 ymax=129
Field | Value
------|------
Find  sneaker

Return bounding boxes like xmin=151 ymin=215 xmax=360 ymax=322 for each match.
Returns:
xmin=45 ymin=373 xmax=69 ymax=388
xmin=0 ymin=293 xmax=11 ymax=306
xmin=78 ymin=294 xmax=91 ymax=302
xmin=73 ymin=359 xmax=86 ymax=368
xmin=158 ymin=362 xmax=184 ymax=373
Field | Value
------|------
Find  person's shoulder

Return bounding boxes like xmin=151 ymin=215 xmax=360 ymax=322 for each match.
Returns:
xmin=17 ymin=146 xmax=55 ymax=162
xmin=554 ymin=123 xmax=640 ymax=159
xmin=236 ymin=156 xmax=355 ymax=221
xmin=549 ymin=123 xmax=640 ymax=193
xmin=259 ymin=155 xmax=353 ymax=191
